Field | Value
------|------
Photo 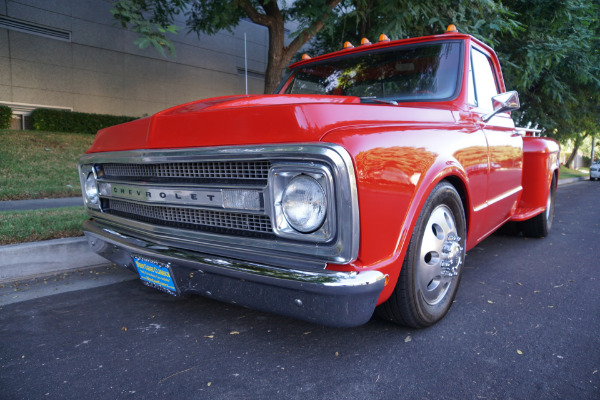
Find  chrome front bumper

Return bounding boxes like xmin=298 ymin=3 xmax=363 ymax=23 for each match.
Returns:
xmin=83 ymin=220 xmax=386 ymax=327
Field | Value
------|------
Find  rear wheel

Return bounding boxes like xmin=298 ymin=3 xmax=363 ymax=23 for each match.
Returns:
xmin=521 ymin=176 xmax=556 ymax=238
xmin=377 ymin=182 xmax=466 ymax=328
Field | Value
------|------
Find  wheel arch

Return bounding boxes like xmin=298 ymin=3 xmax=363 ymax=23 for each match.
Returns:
xmin=374 ymin=166 xmax=472 ymax=305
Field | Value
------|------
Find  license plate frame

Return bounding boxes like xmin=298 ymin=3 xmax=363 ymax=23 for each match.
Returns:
xmin=132 ymin=256 xmax=178 ymax=296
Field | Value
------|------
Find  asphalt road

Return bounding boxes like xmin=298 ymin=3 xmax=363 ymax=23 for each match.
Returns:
xmin=1 ymin=181 xmax=598 ymax=399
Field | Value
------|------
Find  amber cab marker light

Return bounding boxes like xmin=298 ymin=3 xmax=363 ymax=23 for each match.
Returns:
xmin=302 ymin=53 xmax=311 ymax=60
xmin=360 ymin=37 xmax=371 ymax=45
xmin=378 ymin=34 xmax=390 ymax=42
xmin=446 ymin=24 xmax=458 ymax=33
xmin=343 ymin=41 xmax=354 ymax=49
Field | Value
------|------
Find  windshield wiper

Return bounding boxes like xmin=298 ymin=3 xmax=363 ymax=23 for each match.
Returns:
xmin=360 ymin=97 xmax=398 ymax=106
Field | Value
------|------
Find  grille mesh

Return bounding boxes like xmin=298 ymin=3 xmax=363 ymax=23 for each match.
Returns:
xmin=107 ymin=199 xmax=273 ymax=234
xmin=103 ymin=161 xmax=271 ymax=181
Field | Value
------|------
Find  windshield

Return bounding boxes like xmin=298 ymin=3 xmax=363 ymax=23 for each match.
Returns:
xmin=282 ymin=41 xmax=462 ymax=102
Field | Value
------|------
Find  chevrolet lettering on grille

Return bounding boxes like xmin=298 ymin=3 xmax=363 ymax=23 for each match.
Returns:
xmin=102 ymin=183 xmax=224 ymax=207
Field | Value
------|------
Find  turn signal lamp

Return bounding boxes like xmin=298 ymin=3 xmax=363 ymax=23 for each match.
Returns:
xmin=301 ymin=53 xmax=311 ymax=60
xmin=378 ymin=34 xmax=390 ymax=42
xmin=343 ymin=41 xmax=354 ymax=49
xmin=360 ymin=37 xmax=371 ymax=45
xmin=446 ymin=24 xmax=458 ymax=33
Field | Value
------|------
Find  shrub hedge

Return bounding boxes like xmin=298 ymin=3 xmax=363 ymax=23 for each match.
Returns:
xmin=31 ymin=108 xmax=137 ymax=134
xmin=0 ymin=105 xmax=12 ymax=129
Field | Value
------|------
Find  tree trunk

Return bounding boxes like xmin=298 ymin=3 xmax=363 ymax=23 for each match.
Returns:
xmin=264 ymin=20 xmax=286 ymax=94
xmin=565 ymin=144 xmax=579 ymax=169
xmin=565 ymin=133 xmax=588 ymax=169
xmin=256 ymin=0 xmax=343 ymax=94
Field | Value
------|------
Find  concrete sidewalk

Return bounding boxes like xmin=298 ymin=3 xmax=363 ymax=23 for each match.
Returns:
xmin=0 ymin=196 xmax=83 ymax=211
xmin=0 ymin=176 xmax=590 ymax=284
xmin=0 ymin=237 xmax=108 ymax=283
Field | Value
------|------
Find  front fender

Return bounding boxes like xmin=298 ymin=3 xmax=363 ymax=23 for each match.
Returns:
xmin=322 ymin=125 xmax=484 ymax=304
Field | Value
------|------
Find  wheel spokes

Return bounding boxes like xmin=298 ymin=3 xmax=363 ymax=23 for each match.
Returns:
xmin=417 ymin=205 xmax=460 ymax=305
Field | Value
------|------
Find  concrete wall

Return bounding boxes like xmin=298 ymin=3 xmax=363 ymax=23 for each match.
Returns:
xmin=0 ymin=0 xmax=270 ymax=117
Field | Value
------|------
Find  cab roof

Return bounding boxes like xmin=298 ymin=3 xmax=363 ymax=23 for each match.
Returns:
xmin=289 ymin=31 xmax=492 ymax=70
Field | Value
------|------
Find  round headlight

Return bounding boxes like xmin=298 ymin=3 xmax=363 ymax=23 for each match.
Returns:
xmin=282 ymin=175 xmax=327 ymax=233
xmin=85 ymin=172 xmax=99 ymax=204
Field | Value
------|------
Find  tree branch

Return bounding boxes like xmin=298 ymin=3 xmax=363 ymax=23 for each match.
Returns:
xmin=238 ymin=0 xmax=272 ymax=27
xmin=284 ymin=0 xmax=342 ymax=58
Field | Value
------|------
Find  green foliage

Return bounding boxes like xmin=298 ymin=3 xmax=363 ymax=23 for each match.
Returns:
xmin=111 ymin=0 xmax=185 ymax=56
xmin=0 ymin=105 xmax=12 ymax=129
xmin=30 ymin=109 xmax=137 ymax=134
xmin=496 ymin=0 xmax=600 ymax=141
xmin=185 ymin=0 xmax=248 ymax=36
xmin=308 ymin=0 xmax=521 ymax=56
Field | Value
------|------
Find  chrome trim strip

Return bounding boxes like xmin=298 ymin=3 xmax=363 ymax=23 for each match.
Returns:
xmin=473 ymin=186 xmax=522 ymax=212
xmin=83 ymin=220 xmax=384 ymax=327
xmin=80 ymin=143 xmax=360 ymax=264
xmin=488 ymin=185 xmax=522 ymax=206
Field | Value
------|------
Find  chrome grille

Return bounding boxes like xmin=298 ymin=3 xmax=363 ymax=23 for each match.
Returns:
xmin=107 ymin=199 xmax=273 ymax=234
xmin=102 ymin=161 xmax=271 ymax=180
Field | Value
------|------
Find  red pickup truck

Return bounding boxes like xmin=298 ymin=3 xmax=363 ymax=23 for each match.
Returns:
xmin=79 ymin=26 xmax=559 ymax=328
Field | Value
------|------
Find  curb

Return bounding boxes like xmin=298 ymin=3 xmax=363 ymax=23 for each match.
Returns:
xmin=0 ymin=178 xmax=590 ymax=283
xmin=0 ymin=197 xmax=83 ymax=211
xmin=558 ymin=176 xmax=588 ymax=186
xmin=0 ymin=237 xmax=108 ymax=283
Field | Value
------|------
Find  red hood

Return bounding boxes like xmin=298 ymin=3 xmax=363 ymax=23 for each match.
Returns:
xmin=87 ymin=94 xmax=455 ymax=153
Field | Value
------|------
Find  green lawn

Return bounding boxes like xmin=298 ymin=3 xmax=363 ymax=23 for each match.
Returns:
xmin=0 ymin=130 xmax=94 ymax=200
xmin=0 ymin=207 xmax=88 ymax=245
xmin=0 ymin=130 xmax=93 ymax=244
xmin=559 ymin=165 xmax=588 ymax=179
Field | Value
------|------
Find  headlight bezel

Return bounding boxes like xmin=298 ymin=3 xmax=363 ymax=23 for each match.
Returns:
xmin=269 ymin=163 xmax=336 ymax=242
xmin=79 ymin=164 xmax=101 ymax=210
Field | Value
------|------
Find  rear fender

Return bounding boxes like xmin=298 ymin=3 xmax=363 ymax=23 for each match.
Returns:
xmin=511 ymin=136 xmax=560 ymax=221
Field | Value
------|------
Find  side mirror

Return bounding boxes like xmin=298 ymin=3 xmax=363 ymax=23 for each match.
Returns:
xmin=482 ymin=91 xmax=520 ymax=122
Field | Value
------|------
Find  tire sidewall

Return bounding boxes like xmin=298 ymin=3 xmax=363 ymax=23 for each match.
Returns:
xmin=403 ymin=182 xmax=467 ymax=326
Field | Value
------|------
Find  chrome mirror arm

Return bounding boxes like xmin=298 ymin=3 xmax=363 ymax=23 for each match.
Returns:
xmin=482 ymin=91 xmax=520 ymax=122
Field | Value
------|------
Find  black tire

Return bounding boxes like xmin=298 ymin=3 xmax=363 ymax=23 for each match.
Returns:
xmin=377 ymin=182 xmax=466 ymax=328
xmin=521 ymin=175 xmax=556 ymax=238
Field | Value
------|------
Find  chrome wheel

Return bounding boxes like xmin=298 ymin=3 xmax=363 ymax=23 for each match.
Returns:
xmin=377 ymin=182 xmax=466 ymax=328
xmin=417 ymin=205 xmax=463 ymax=305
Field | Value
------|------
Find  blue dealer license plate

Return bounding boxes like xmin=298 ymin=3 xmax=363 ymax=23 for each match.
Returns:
xmin=133 ymin=257 xmax=177 ymax=295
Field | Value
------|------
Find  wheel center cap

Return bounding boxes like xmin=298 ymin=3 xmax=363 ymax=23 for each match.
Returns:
xmin=441 ymin=234 xmax=463 ymax=277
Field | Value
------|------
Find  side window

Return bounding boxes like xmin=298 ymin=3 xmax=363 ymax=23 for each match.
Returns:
xmin=471 ymin=48 xmax=499 ymax=112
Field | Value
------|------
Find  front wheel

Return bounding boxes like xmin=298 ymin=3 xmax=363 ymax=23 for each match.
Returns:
xmin=377 ymin=182 xmax=466 ymax=328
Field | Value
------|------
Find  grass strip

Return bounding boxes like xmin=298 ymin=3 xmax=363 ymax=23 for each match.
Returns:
xmin=0 ymin=207 xmax=88 ymax=245
xmin=559 ymin=165 xmax=588 ymax=179
xmin=0 ymin=130 xmax=95 ymax=200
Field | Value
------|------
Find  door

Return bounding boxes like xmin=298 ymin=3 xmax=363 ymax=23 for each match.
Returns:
xmin=469 ymin=46 xmax=523 ymax=238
